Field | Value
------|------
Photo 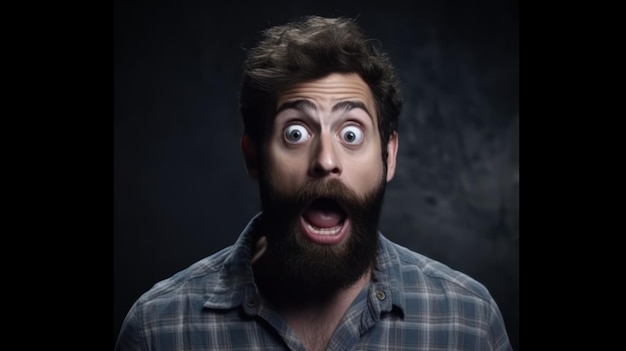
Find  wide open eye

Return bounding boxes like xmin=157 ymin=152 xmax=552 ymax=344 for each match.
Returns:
xmin=339 ymin=125 xmax=364 ymax=145
xmin=284 ymin=124 xmax=311 ymax=144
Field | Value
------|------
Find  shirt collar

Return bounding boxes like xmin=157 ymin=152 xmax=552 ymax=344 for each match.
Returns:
xmin=370 ymin=234 xmax=407 ymax=316
xmin=203 ymin=212 xmax=261 ymax=310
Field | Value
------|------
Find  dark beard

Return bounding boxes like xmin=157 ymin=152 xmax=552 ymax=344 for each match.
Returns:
xmin=253 ymin=175 xmax=386 ymax=309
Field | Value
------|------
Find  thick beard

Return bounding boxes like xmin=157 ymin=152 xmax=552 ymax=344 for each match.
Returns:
xmin=254 ymin=174 xmax=386 ymax=309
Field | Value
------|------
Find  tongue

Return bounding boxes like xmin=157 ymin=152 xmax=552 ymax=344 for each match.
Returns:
xmin=303 ymin=208 xmax=343 ymax=228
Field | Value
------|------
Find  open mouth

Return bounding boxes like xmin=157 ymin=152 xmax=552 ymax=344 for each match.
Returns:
xmin=300 ymin=197 xmax=350 ymax=245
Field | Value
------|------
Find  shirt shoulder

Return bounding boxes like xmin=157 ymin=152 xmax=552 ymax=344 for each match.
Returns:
xmin=379 ymin=236 xmax=495 ymax=304
xmin=377 ymin=236 xmax=512 ymax=349
xmin=134 ymin=246 xmax=234 ymax=307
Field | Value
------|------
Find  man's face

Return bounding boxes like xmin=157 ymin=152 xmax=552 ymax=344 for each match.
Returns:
xmin=252 ymin=73 xmax=398 ymax=304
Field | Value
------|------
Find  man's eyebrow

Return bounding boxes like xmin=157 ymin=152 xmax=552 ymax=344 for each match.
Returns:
xmin=332 ymin=101 xmax=373 ymax=121
xmin=275 ymin=99 xmax=317 ymax=115
xmin=276 ymin=99 xmax=373 ymax=121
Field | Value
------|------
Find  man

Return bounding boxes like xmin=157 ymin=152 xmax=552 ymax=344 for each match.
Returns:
xmin=115 ymin=16 xmax=513 ymax=351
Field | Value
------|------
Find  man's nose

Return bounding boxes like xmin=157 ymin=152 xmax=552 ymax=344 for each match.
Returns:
xmin=309 ymin=133 xmax=342 ymax=178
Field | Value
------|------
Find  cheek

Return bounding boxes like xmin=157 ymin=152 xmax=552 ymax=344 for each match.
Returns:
xmin=265 ymin=145 xmax=307 ymax=190
xmin=355 ymin=140 xmax=383 ymax=173
xmin=352 ymin=158 xmax=384 ymax=188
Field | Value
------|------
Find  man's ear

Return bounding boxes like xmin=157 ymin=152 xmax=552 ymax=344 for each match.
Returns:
xmin=241 ymin=134 xmax=259 ymax=180
xmin=385 ymin=132 xmax=398 ymax=182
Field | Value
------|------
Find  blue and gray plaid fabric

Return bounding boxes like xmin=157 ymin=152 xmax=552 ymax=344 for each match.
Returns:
xmin=116 ymin=213 xmax=512 ymax=350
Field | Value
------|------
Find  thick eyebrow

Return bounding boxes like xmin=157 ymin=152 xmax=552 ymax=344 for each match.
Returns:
xmin=275 ymin=99 xmax=373 ymax=122
xmin=331 ymin=101 xmax=373 ymax=122
xmin=275 ymin=99 xmax=317 ymax=115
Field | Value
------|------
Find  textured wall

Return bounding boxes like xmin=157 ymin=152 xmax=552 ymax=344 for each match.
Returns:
xmin=114 ymin=0 xmax=519 ymax=349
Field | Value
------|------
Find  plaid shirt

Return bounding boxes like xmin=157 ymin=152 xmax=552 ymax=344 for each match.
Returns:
xmin=116 ymin=213 xmax=513 ymax=350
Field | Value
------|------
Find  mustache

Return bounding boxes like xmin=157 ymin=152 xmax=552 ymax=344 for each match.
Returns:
xmin=259 ymin=172 xmax=388 ymax=225
xmin=291 ymin=179 xmax=363 ymax=214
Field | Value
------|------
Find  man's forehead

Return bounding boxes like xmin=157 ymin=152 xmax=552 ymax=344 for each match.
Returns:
xmin=275 ymin=73 xmax=377 ymax=116
xmin=275 ymin=99 xmax=375 ymax=125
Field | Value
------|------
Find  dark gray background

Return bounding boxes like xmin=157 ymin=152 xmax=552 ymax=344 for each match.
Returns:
xmin=114 ymin=0 xmax=519 ymax=349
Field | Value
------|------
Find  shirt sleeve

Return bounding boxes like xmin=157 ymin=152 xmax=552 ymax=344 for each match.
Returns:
xmin=488 ymin=297 xmax=514 ymax=351
xmin=115 ymin=302 xmax=146 ymax=351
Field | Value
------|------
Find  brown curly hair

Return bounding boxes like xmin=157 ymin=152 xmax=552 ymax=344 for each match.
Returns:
xmin=239 ymin=15 xmax=403 ymax=163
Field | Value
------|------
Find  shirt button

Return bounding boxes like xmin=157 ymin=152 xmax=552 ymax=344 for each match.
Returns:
xmin=376 ymin=291 xmax=386 ymax=300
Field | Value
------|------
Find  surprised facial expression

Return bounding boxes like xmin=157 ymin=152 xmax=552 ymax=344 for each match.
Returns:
xmin=262 ymin=72 xmax=395 ymax=245
xmin=251 ymin=73 xmax=398 ymax=304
